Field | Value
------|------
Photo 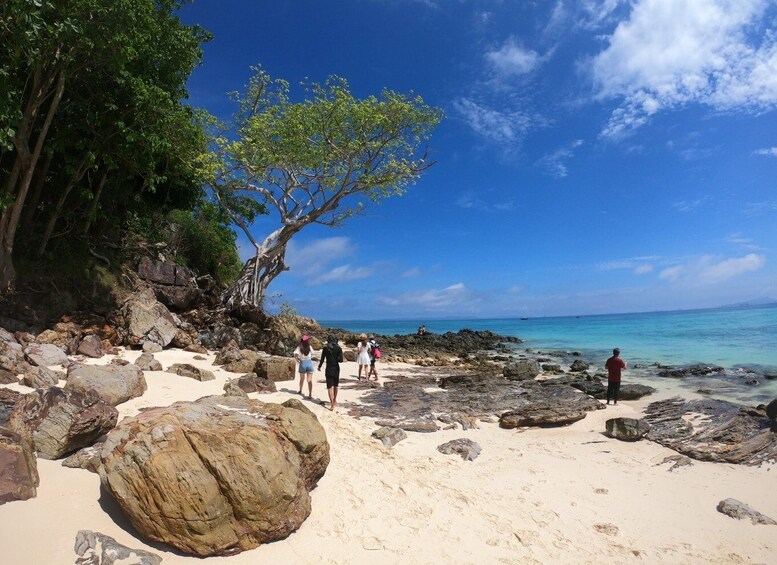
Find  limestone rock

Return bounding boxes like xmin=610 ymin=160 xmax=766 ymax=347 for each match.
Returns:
xmin=74 ymin=529 xmax=162 ymax=565
xmin=9 ymin=387 xmax=118 ymax=459
xmin=0 ymin=427 xmax=39 ymax=504
xmin=24 ymin=343 xmax=68 ymax=367
xmin=605 ymin=417 xmax=650 ymax=441
xmin=98 ymin=395 xmax=329 ymax=556
xmin=134 ymin=352 xmax=162 ymax=372
xmin=569 ymin=359 xmax=590 ymax=372
xmin=504 ymin=359 xmax=540 ymax=380
xmin=166 ymin=363 xmax=215 ymax=382
xmin=371 ymin=427 xmax=407 ymax=447
xmin=254 ymin=355 xmax=296 ymax=382
xmin=65 ymin=364 xmax=147 ymax=406
xmin=437 ymin=438 xmax=482 ymax=461
xmin=716 ymin=498 xmax=777 ymax=525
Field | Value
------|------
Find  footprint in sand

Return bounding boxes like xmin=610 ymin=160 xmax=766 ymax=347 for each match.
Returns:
xmin=593 ymin=523 xmax=619 ymax=536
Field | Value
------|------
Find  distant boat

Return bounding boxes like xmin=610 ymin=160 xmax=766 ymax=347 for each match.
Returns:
xmin=520 ymin=317 xmax=529 ymax=320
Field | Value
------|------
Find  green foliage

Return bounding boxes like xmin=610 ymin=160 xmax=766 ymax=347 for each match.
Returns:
xmin=166 ymin=204 xmax=242 ymax=285
xmin=277 ymin=300 xmax=298 ymax=319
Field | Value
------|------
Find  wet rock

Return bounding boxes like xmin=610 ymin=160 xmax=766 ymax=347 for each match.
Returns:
xmin=437 ymin=438 xmax=481 ymax=461
xmin=9 ymin=387 xmax=118 ymax=459
xmin=98 ymin=395 xmax=329 ymax=556
xmin=166 ymin=363 xmax=215 ymax=382
xmin=66 ymin=364 xmax=147 ymax=406
xmin=644 ymin=397 xmax=777 ymax=465
xmin=716 ymin=498 xmax=777 ymax=525
xmin=542 ymin=363 xmax=563 ymax=374
xmin=0 ymin=427 xmax=39 ymax=504
xmin=605 ymin=417 xmax=650 ymax=441
xmin=569 ymin=359 xmax=590 ymax=372
xmin=766 ymin=398 xmax=776 ymax=423
xmin=619 ymin=384 xmax=656 ymax=400
xmin=568 ymin=376 xmax=606 ymax=398
xmin=658 ymin=364 xmax=724 ymax=378
xmin=372 ymin=427 xmax=407 ymax=447
xmin=74 ymin=529 xmax=162 ymax=564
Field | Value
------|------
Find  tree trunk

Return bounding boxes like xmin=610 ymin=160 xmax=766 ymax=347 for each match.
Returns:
xmin=21 ymin=150 xmax=54 ymax=229
xmin=38 ymin=155 xmax=90 ymax=256
xmin=221 ymin=225 xmax=298 ymax=312
xmin=82 ymin=169 xmax=108 ymax=236
xmin=0 ymin=70 xmax=66 ymax=290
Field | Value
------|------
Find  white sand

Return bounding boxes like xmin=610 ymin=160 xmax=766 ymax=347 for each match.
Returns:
xmin=1 ymin=349 xmax=775 ymax=564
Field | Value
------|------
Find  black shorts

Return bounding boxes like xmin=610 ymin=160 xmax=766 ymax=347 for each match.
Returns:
xmin=325 ymin=367 xmax=340 ymax=388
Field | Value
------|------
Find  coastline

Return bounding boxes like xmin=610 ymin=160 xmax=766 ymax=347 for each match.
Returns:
xmin=1 ymin=345 xmax=775 ymax=564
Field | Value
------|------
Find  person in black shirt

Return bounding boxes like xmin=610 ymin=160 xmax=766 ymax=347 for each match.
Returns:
xmin=318 ymin=334 xmax=344 ymax=410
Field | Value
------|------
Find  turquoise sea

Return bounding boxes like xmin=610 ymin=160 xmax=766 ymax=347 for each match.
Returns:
xmin=322 ymin=304 xmax=777 ymax=404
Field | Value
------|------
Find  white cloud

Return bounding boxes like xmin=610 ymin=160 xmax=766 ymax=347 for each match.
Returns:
xmin=592 ymin=0 xmax=777 ymax=138
xmin=672 ymin=196 xmax=711 ymax=212
xmin=311 ymin=264 xmax=373 ymax=285
xmin=538 ymin=139 xmax=584 ymax=178
xmin=380 ymin=282 xmax=470 ymax=309
xmin=401 ymin=267 xmax=422 ymax=278
xmin=754 ymin=146 xmax=777 ymax=156
xmin=658 ymin=253 xmax=765 ymax=285
xmin=456 ymin=191 xmax=516 ymax=212
xmin=633 ymin=264 xmax=654 ymax=275
xmin=452 ymin=98 xmax=533 ymax=145
xmin=486 ymin=39 xmax=543 ymax=77
xmin=285 ymin=237 xmax=353 ymax=276
xmin=598 ymin=255 xmax=660 ymax=271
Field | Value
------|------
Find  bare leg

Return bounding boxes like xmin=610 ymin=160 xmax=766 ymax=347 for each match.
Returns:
xmin=298 ymin=373 xmax=305 ymax=394
xmin=332 ymin=386 xmax=338 ymax=410
xmin=307 ymin=373 xmax=313 ymax=398
xmin=327 ymin=386 xmax=335 ymax=410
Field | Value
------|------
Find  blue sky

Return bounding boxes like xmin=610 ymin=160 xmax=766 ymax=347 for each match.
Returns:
xmin=179 ymin=0 xmax=777 ymax=320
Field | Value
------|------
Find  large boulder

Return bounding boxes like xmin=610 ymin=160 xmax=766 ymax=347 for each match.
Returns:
xmin=254 ymin=355 xmax=296 ymax=382
xmin=65 ymin=364 xmax=147 ymax=406
xmin=605 ymin=417 xmax=650 ymax=441
xmin=9 ymin=387 xmax=118 ymax=459
xmin=569 ymin=359 xmax=590 ymax=372
xmin=76 ymin=335 xmax=105 ymax=358
xmin=0 ymin=340 xmax=27 ymax=375
xmin=225 ymin=374 xmax=277 ymax=394
xmin=0 ymin=389 xmax=23 ymax=426
xmin=116 ymin=289 xmax=178 ymax=348
xmin=500 ymin=401 xmax=589 ymax=428
xmin=437 ymin=438 xmax=482 ymax=461
xmin=20 ymin=365 xmax=62 ymax=388
xmin=24 ymin=343 xmax=68 ymax=367
xmin=503 ymin=359 xmax=540 ymax=380
xmin=137 ymin=256 xmax=202 ymax=310
xmin=134 ymin=352 xmax=162 ymax=372
xmin=223 ymin=350 xmax=261 ymax=374
xmin=35 ymin=321 xmax=82 ymax=354
xmin=766 ymin=398 xmax=777 ymax=424
xmin=98 ymin=395 xmax=329 ymax=556
xmin=0 ymin=427 xmax=39 ymax=504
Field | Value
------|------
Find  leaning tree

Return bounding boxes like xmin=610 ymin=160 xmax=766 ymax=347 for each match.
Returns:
xmin=212 ymin=68 xmax=443 ymax=315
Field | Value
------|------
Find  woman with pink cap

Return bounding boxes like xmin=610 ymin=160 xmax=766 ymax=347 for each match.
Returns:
xmin=294 ymin=335 xmax=316 ymax=398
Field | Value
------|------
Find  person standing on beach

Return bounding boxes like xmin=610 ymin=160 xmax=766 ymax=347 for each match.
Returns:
xmin=318 ymin=335 xmax=344 ymax=410
xmin=368 ymin=335 xmax=380 ymax=381
xmin=294 ymin=335 xmax=316 ymax=398
xmin=605 ymin=347 xmax=627 ymax=405
xmin=356 ymin=333 xmax=371 ymax=380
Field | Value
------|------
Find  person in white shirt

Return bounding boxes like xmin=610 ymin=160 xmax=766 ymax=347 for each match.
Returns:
xmin=294 ymin=335 xmax=316 ymax=398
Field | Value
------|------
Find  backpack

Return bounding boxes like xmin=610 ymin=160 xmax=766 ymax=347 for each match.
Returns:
xmin=372 ymin=343 xmax=382 ymax=359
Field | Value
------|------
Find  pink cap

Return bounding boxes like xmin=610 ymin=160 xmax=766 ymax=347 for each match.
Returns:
xmin=301 ymin=335 xmax=310 ymax=341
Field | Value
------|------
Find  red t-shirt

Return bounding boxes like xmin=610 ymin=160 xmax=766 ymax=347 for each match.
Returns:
xmin=605 ymin=356 xmax=626 ymax=383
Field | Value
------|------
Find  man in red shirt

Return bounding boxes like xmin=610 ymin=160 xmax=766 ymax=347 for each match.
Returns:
xmin=605 ymin=348 xmax=627 ymax=405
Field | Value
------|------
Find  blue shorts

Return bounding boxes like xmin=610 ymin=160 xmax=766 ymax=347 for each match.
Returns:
xmin=298 ymin=359 xmax=314 ymax=374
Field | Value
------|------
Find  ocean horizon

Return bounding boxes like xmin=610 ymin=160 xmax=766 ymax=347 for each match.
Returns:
xmin=321 ymin=302 xmax=777 ymax=370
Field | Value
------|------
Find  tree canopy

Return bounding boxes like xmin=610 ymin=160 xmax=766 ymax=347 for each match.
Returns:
xmin=212 ymin=68 xmax=443 ymax=312
xmin=0 ymin=0 xmax=214 ymax=289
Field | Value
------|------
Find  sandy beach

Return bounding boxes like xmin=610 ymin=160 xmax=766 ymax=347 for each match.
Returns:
xmin=1 ymin=348 xmax=775 ymax=565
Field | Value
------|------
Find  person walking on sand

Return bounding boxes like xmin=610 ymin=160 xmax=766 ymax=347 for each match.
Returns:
xmin=318 ymin=334 xmax=344 ymax=410
xmin=295 ymin=335 xmax=316 ymax=398
xmin=356 ymin=333 xmax=371 ymax=380
xmin=605 ymin=347 xmax=627 ymax=405
xmin=368 ymin=335 xmax=380 ymax=381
